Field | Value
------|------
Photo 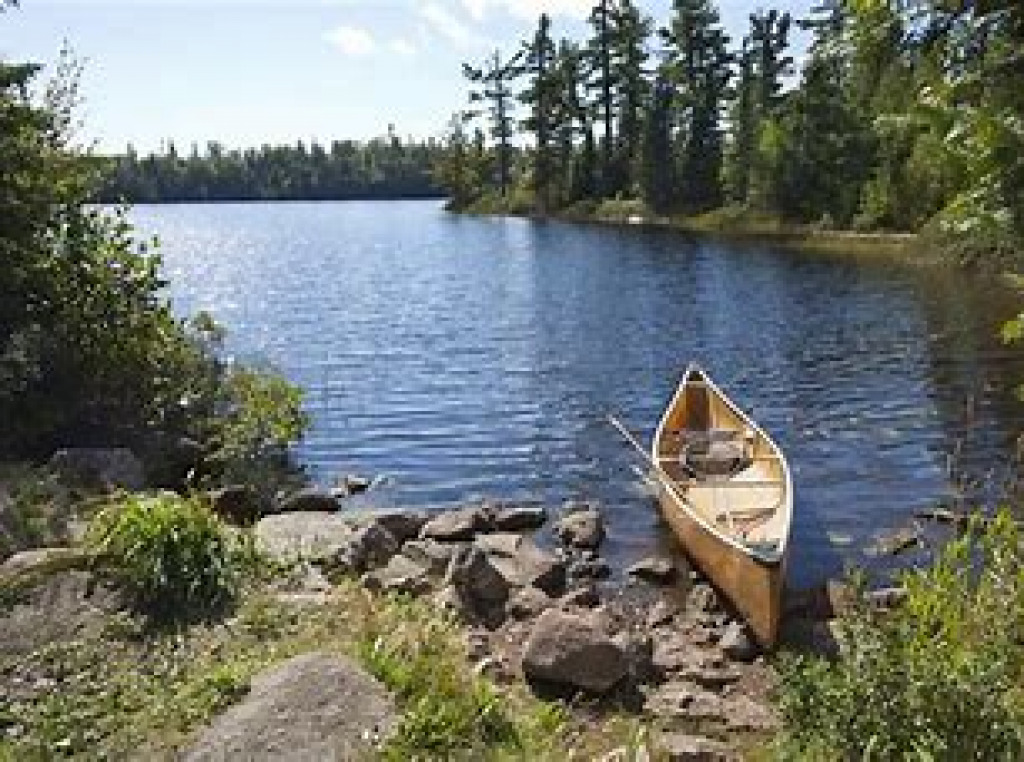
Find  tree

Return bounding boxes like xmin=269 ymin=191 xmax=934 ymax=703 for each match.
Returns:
xmin=463 ymin=48 xmax=524 ymax=197
xmin=519 ymin=14 xmax=560 ymax=211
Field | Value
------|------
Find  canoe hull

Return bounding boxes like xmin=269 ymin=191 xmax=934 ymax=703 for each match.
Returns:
xmin=656 ymin=480 xmax=786 ymax=648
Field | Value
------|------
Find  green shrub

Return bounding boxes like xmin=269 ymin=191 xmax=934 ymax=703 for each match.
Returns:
xmin=87 ymin=493 xmax=257 ymax=619
xmin=774 ymin=510 xmax=1024 ymax=760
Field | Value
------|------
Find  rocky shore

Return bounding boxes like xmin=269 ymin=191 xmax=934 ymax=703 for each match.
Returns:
xmin=1 ymin=447 xmax=920 ymax=759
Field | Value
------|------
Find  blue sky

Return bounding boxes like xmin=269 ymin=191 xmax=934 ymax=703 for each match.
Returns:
xmin=2 ymin=1 xmax=810 ymax=154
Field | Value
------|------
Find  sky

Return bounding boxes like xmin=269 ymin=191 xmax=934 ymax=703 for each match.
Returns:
xmin=1 ymin=0 xmax=811 ymax=154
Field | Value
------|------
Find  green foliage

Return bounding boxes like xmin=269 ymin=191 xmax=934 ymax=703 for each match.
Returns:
xmin=87 ymin=493 xmax=257 ymax=619
xmin=774 ymin=510 xmax=1024 ymax=759
xmin=358 ymin=603 xmax=521 ymax=756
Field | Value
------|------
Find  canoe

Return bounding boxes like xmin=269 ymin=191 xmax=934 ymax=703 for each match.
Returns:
xmin=651 ymin=364 xmax=792 ymax=648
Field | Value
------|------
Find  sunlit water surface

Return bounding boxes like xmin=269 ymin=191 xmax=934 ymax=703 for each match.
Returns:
xmin=132 ymin=200 xmax=1024 ymax=587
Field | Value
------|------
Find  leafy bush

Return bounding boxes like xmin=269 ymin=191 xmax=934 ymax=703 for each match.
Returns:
xmin=87 ymin=494 xmax=257 ymax=619
xmin=774 ymin=510 xmax=1024 ymax=759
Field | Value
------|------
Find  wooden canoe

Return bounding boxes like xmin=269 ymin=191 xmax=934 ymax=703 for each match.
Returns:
xmin=651 ymin=364 xmax=792 ymax=648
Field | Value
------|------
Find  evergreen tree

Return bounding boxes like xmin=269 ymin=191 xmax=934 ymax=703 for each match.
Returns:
xmin=519 ymin=14 xmax=559 ymax=211
xmin=463 ymin=49 xmax=524 ymax=197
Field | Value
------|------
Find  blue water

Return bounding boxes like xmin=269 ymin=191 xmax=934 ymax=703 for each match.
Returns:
xmin=133 ymin=200 xmax=1024 ymax=587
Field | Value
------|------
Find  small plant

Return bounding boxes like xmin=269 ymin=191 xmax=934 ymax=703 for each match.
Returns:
xmin=87 ymin=493 xmax=255 ymax=619
xmin=774 ymin=510 xmax=1024 ymax=760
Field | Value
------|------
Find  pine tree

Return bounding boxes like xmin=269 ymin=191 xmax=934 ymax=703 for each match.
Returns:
xmin=519 ymin=14 xmax=559 ymax=211
xmin=463 ymin=49 xmax=524 ymax=197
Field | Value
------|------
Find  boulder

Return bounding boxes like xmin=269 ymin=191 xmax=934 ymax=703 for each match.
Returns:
xmin=369 ymin=512 xmax=428 ymax=543
xmin=445 ymin=547 xmax=512 ymax=612
xmin=0 ymin=546 xmax=90 ymax=580
xmin=420 ymin=505 xmax=491 ymax=541
xmin=554 ymin=504 xmax=605 ymax=550
xmin=255 ymin=512 xmax=356 ymax=562
xmin=322 ymin=523 xmax=400 ymax=577
xmin=654 ymin=732 xmax=734 ymax=762
xmin=723 ymin=695 xmax=779 ymax=732
xmin=479 ymin=535 xmax=567 ymax=596
xmin=277 ymin=487 xmax=340 ymax=515
xmin=401 ymin=538 xmax=463 ymax=576
xmin=719 ymin=622 xmax=759 ymax=662
xmin=627 ymin=556 xmax=677 ymax=584
xmin=492 ymin=504 xmax=547 ymax=532
xmin=333 ymin=473 xmax=374 ymax=498
xmin=182 ymin=652 xmax=395 ymax=761
xmin=652 ymin=635 xmax=693 ymax=676
xmin=48 ymin=448 xmax=144 ymax=491
xmin=612 ymin=630 xmax=655 ymax=684
xmin=521 ymin=609 xmax=628 ymax=694
xmin=361 ymin=554 xmax=431 ymax=596
xmin=207 ymin=485 xmax=265 ymax=526
xmin=506 ymin=586 xmax=553 ymax=620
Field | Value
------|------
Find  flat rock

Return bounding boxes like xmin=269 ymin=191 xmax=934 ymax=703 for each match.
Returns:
xmin=555 ymin=505 xmax=605 ymax=550
xmin=627 ymin=556 xmax=677 ymax=583
xmin=492 ymin=504 xmax=547 ymax=532
xmin=48 ymin=448 xmax=144 ymax=491
xmin=255 ymin=511 xmax=356 ymax=562
xmin=484 ymin=536 xmax=566 ymax=596
xmin=361 ymin=554 xmax=431 ymax=596
xmin=277 ymin=487 xmax=340 ymax=515
xmin=182 ymin=652 xmax=395 ymax=761
xmin=655 ymin=731 xmax=735 ymax=761
xmin=868 ymin=525 xmax=924 ymax=556
xmin=445 ymin=547 xmax=511 ymax=612
xmin=723 ymin=694 xmax=779 ymax=732
xmin=560 ymin=584 xmax=600 ymax=609
xmin=369 ymin=511 xmax=428 ymax=543
xmin=521 ymin=608 xmax=628 ymax=694
xmin=646 ymin=599 xmax=679 ymax=629
xmin=568 ymin=558 xmax=611 ymax=582
xmin=402 ymin=538 xmax=462 ymax=576
xmin=420 ymin=505 xmax=491 ymax=541
xmin=644 ymin=681 xmax=724 ymax=720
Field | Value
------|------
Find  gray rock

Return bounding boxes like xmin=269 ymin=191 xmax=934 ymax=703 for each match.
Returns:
xmin=445 ymin=547 xmax=512 ymax=611
xmin=0 ymin=547 xmax=90 ymax=580
xmin=644 ymin=681 xmax=724 ymax=720
xmin=361 ymin=554 xmax=431 ymax=596
xmin=521 ymin=609 xmax=628 ymax=694
xmin=506 ymin=586 xmax=553 ymax=620
xmin=48 ymin=448 xmax=144 ymax=491
xmin=719 ymin=621 xmax=759 ymax=662
xmin=681 ymin=664 xmax=742 ymax=690
xmin=627 ymin=556 xmax=677 ymax=584
xmin=324 ymin=523 xmax=400 ymax=576
xmin=370 ymin=512 xmax=428 ymax=543
xmin=277 ymin=487 xmax=341 ymax=515
xmin=492 ymin=504 xmax=547 ymax=532
xmin=652 ymin=635 xmax=692 ymax=676
xmin=182 ymin=652 xmax=395 ymax=761
xmin=868 ymin=525 xmax=924 ymax=556
xmin=334 ymin=473 xmax=373 ymax=496
xmin=612 ymin=630 xmax=655 ymax=683
xmin=254 ymin=512 xmax=356 ymax=562
xmin=421 ymin=505 xmax=491 ymax=541
xmin=207 ymin=485 xmax=265 ymax=525
xmin=482 ymin=536 xmax=567 ymax=596
xmin=555 ymin=504 xmax=605 ymax=549
xmin=654 ymin=732 xmax=734 ymax=762
xmin=402 ymin=538 xmax=463 ymax=576
xmin=723 ymin=695 xmax=779 ymax=732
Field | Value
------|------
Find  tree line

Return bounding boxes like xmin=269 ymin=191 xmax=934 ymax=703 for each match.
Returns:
xmin=99 ymin=129 xmax=445 ymax=203
xmin=435 ymin=0 xmax=1024 ymax=264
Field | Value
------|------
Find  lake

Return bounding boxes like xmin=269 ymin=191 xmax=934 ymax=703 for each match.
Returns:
xmin=133 ymin=200 xmax=1024 ymax=588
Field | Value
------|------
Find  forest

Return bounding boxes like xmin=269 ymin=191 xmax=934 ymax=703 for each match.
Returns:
xmin=435 ymin=0 xmax=1024 ymax=265
xmin=99 ymin=130 xmax=445 ymax=203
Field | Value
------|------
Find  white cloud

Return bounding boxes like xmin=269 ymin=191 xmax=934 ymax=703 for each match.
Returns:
xmin=389 ymin=38 xmax=417 ymax=57
xmin=419 ymin=2 xmax=483 ymax=49
xmin=461 ymin=0 xmax=592 ymax=22
xmin=324 ymin=25 xmax=376 ymax=56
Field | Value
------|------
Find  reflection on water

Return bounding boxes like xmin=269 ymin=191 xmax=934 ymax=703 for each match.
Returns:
xmin=132 ymin=200 xmax=1024 ymax=587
